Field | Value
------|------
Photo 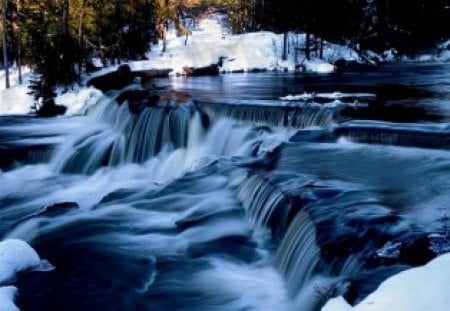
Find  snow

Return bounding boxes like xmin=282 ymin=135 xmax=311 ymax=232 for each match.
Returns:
xmin=0 ymin=67 xmax=104 ymax=117
xmin=92 ymin=14 xmax=354 ymax=77
xmin=0 ymin=239 xmax=48 ymax=283
xmin=280 ymin=92 xmax=376 ymax=101
xmin=0 ymin=239 xmax=52 ymax=311
xmin=0 ymin=68 xmax=34 ymax=115
xmin=0 ymin=287 xmax=19 ymax=311
xmin=55 ymin=87 xmax=104 ymax=116
xmin=322 ymin=253 xmax=450 ymax=311
xmin=0 ymin=83 xmax=34 ymax=115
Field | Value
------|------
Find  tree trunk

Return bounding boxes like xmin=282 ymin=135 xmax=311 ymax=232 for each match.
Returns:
xmin=17 ymin=0 xmax=22 ymax=84
xmin=319 ymin=38 xmax=324 ymax=59
xmin=162 ymin=22 xmax=167 ymax=53
xmin=2 ymin=0 xmax=9 ymax=89
xmin=62 ymin=0 xmax=69 ymax=35
xmin=78 ymin=0 xmax=85 ymax=79
xmin=282 ymin=31 xmax=288 ymax=61
xmin=305 ymin=32 xmax=311 ymax=60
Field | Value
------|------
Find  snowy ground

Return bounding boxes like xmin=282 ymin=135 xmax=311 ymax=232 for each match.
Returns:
xmin=0 ymin=67 xmax=103 ymax=116
xmin=93 ymin=13 xmax=360 ymax=78
xmin=322 ymin=253 xmax=450 ymax=311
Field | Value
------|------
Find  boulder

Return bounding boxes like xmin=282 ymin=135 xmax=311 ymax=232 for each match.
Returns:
xmin=87 ymin=65 xmax=135 ymax=92
xmin=182 ymin=64 xmax=219 ymax=76
xmin=36 ymin=99 xmax=67 ymax=117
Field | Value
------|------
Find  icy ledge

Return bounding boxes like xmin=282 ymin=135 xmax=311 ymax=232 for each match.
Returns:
xmin=322 ymin=253 xmax=450 ymax=311
xmin=0 ymin=239 xmax=52 ymax=311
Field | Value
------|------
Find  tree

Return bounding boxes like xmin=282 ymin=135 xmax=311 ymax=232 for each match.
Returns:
xmin=2 ymin=0 xmax=9 ymax=89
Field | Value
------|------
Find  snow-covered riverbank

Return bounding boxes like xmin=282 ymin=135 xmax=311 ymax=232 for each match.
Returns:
xmin=322 ymin=253 xmax=450 ymax=311
xmin=0 ymin=13 xmax=352 ymax=117
xmin=0 ymin=13 xmax=448 ymax=117
xmin=0 ymin=68 xmax=103 ymax=116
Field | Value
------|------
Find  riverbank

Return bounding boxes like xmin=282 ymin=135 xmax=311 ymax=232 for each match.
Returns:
xmin=1 ymin=13 xmax=449 ymax=117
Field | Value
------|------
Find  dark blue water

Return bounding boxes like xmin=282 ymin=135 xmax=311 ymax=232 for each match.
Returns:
xmin=1 ymin=63 xmax=450 ymax=311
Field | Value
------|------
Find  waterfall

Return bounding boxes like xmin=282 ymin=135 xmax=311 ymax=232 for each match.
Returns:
xmin=197 ymin=101 xmax=337 ymax=129
xmin=336 ymin=121 xmax=450 ymax=149
xmin=274 ymin=211 xmax=321 ymax=297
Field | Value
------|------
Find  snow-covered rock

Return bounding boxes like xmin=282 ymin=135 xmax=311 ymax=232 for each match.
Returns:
xmin=0 ymin=239 xmax=52 ymax=311
xmin=55 ymin=87 xmax=104 ymax=116
xmin=0 ymin=239 xmax=49 ymax=283
xmin=322 ymin=253 xmax=450 ymax=311
xmin=0 ymin=287 xmax=19 ymax=311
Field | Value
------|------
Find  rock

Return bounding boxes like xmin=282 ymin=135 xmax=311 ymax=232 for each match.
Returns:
xmin=41 ymin=202 xmax=79 ymax=217
xmin=116 ymin=89 xmax=149 ymax=105
xmin=134 ymin=68 xmax=172 ymax=79
xmin=115 ymin=89 xmax=161 ymax=113
xmin=146 ymin=95 xmax=160 ymax=107
xmin=36 ymin=99 xmax=67 ymax=117
xmin=182 ymin=64 xmax=219 ymax=76
xmin=87 ymin=65 xmax=135 ymax=92
xmin=334 ymin=59 xmax=376 ymax=72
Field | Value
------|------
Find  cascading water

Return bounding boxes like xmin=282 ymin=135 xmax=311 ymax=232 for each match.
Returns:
xmin=2 ymin=65 xmax=450 ymax=311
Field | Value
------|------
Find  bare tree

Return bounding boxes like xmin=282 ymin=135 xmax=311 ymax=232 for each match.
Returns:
xmin=2 ymin=0 xmax=9 ymax=89
xmin=17 ymin=0 xmax=22 ymax=84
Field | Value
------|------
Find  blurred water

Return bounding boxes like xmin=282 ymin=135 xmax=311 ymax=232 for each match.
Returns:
xmin=1 ymin=63 xmax=450 ymax=310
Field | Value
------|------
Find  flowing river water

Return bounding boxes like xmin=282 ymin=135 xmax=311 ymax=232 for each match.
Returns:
xmin=1 ymin=63 xmax=450 ymax=310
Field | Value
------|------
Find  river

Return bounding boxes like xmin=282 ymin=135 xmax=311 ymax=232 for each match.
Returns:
xmin=1 ymin=63 xmax=450 ymax=310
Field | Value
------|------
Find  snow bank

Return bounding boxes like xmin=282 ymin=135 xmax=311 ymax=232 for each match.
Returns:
xmin=127 ymin=15 xmax=350 ymax=75
xmin=0 ymin=66 xmax=104 ymax=117
xmin=322 ymin=253 xmax=450 ymax=311
xmin=0 ymin=239 xmax=52 ymax=311
xmin=0 ymin=84 xmax=34 ymax=116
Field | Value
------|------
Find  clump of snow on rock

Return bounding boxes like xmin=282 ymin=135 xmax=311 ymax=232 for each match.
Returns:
xmin=321 ymin=252 xmax=450 ymax=311
xmin=0 ymin=239 xmax=53 ymax=311
xmin=55 ymin=87 xmax=104 ymax=116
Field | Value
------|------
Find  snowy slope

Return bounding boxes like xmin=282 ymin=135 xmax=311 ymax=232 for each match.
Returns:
xmin=322 ymin=253 xmax=450 ymax=311
xmin=97 ymin=14 xmax=355 ymax=76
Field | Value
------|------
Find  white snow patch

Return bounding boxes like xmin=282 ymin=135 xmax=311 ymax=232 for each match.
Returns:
xmin=322 ymin=253 xmax=450 ymax=311
xmin=0 ymin=239 xmax=52 ymax=311
xmin=98 ymin=15 xmax=351 ymax=75
xmin=0 ymin=84 xmax=34 ymax=116
xmin=280 ymin=92 xmax=376 ymax=102
xmin=0 ymin=239 xmax=50 ymax=283
xmin=0 ymin=287 xmax=19 ymax=311
xmin=55 ymin=87 xmax=104 ymax=116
